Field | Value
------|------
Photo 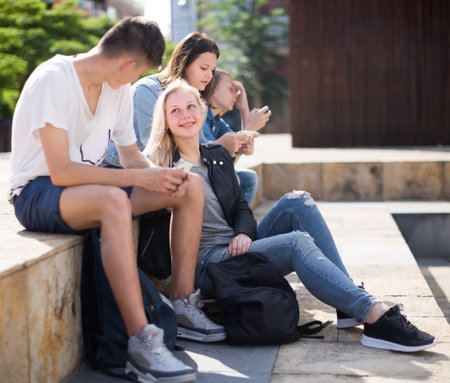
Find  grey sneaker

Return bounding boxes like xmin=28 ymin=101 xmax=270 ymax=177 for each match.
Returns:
xmin=126 ymin=324 xmax=196 ymax=383
xmin=172 ymin=289 xmax=227 ymax=343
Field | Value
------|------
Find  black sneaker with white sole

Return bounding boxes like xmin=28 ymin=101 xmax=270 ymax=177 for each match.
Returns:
xmin=361 ymin=304 xmax=437 ymax=352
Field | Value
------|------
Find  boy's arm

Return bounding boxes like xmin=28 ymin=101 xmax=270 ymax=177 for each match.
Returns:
xmin=39 ymin=124 xmax=187 ymax=194
xmin=117 ymin=143 xmax=151 ymax=169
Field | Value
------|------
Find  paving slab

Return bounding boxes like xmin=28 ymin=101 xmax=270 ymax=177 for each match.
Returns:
xmin=174 ymin=339 xmax=277 ymax=383
xmin=272 ymin=344 xmax=450 ymax=382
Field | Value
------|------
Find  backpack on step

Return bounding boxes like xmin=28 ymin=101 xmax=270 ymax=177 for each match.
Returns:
xmin=81 ymin=229 xmax=177 ymax=372
xmin=207 ymin=252 xmax=329 ymax=345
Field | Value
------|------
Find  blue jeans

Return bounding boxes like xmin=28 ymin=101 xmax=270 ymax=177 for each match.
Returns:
xmin=235 ymin=168 xmax=258 ymax=206
xmin=195 ymin=190 xmax=379 ymax=323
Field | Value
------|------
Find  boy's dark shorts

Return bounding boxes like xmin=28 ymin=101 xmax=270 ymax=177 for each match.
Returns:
xmin=13 ymin=176 xmax=133 ymax=234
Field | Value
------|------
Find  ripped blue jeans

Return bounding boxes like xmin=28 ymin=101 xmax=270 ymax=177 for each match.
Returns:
xmin=196 ymin=191 xmax=379 ymax=323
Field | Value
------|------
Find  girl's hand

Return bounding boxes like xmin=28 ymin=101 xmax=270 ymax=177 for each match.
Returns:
xmin=237 ymin=137 xmax=255 ymax=156
xmin=216 ymin=132 xmax=248 ymax=155
xmin=228 ymin=233 xmax=252 ymax=256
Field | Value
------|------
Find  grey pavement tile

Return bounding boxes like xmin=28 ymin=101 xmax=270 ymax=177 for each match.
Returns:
xmin=174 ymin=339 xmax=279 ymax=374
xmin=195 ymin=372 xmax=271 ymax=383
xmin=62 ymin=367 xmax=130 ymax=382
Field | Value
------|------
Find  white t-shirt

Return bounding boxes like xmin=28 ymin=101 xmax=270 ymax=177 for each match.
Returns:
xmin=8 ymin=55 xmax=136 ymax=200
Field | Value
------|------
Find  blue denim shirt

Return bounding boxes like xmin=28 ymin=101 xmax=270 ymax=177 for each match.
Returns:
xmin=200 ymin=107 xmax=233 ymax=144
xmin=102 ymin=75 xmax=163 ymax=167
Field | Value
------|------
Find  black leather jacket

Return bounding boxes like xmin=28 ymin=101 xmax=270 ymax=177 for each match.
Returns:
xmin=173 ymin=144 xmax=257 ymax=240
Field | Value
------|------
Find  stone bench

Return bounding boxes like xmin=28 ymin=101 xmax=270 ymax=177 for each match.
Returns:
xmin=0 ymin=202 xmax=84 ymax=382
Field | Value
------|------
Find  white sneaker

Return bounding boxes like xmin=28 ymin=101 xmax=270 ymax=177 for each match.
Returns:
xmin=172 ymin=289 xmax=226 ymax=343
xmin=126 ymin=324 xmax=196 ymax=383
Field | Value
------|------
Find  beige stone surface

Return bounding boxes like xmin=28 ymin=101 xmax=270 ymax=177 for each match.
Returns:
xmin=322 ymin=163 xmax=382 ymax=200
xmin=27 ymin=246 xmax=83 ymax=383
xmin=0 ymin=270 xmax=29 ymax=382
xmin=263 ymin=163 xmax=322 ymax=200
xmin=250 ymin=164 xmax=263 ymax=208
xmin=344 ymin=265 xmax=432 ymax=296
xmin=273 ymin=341 xmax=450 ymax=380
xmin=271 ymin=372 xmax=450 ymax=383
xmin=383 ymin=162 xmax=443 ymax=200
xmin=0 ymin=212 xmax=83 ymax=279
xmin=318 ymin=202 xmax=407 ymax=245
xmin=445 ymin=162 xmax=450 ymax=199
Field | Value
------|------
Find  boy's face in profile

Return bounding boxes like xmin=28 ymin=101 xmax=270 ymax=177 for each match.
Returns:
xmin=213 ymin=76 xmax=238 ymax=112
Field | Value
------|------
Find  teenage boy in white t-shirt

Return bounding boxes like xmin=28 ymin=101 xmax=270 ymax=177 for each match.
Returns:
xmin=8 ymin=17 xmax=209 ymax=383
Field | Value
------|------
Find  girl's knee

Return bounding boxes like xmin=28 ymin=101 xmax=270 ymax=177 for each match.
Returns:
xmin=288 ymin=230 xmax=316 ymax=251
xmin=284 ymin=190 xmax=316 ymax=207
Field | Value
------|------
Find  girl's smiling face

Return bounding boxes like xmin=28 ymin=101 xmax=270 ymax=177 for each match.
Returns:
xmin=184 ymin=52 xmax=217 ymax=91
xmin=165 ymin=89 xmax=204 ymax=139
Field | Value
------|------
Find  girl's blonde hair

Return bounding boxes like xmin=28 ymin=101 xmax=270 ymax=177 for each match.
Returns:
xmin=144 ymin=79 xmax=207 ymax=167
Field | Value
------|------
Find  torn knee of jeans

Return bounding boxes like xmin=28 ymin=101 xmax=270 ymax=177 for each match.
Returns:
xmin=294 ymin=230 xmax=315 ymax=243
xmin=286 ymin=190 xmax=316 ymax=207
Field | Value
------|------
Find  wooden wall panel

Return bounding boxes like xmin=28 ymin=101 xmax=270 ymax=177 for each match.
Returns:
xmin=289 ymin=0 xmax=450 ymax=146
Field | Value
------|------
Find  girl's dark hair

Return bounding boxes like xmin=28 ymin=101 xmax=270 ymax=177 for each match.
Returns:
xmin=157 ymin=32 xmax=220 ymax=103
xmin=99 ymin=17 xmax=165 ymax=67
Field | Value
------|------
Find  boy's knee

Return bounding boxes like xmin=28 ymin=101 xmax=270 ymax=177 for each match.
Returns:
xmin=103 ymin=187 xmax=132 ymax=215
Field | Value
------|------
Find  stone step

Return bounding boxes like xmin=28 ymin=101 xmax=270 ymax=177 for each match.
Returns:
xmin=240 ymin=134 xmax=450 ymax=201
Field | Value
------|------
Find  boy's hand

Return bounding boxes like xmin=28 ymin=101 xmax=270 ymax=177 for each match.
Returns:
xmin=232 ymin=80 xmax=249 ymax=112
xmin=140 ymin=167 xmax=189 ymax=197
xmin=246 ymin=106 xmax=271 ymax=131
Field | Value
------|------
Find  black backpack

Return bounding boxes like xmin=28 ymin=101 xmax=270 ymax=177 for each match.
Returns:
xmin=207 ymin=252 xmax=329 ymax=345
xmin=81 ymin=229 xmax=177 ymax=373
xmin=137 ymin=209 xmax=172 ymax=280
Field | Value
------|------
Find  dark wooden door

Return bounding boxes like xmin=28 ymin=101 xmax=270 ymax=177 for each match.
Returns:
xmin=290 ymin=0 xmax=450 ymax=146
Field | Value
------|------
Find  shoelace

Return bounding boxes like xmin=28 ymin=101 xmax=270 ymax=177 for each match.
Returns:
xmin=389 ymin=304 xmax=415 ymax=331
xmin=184 ymin=305 xmax=218 ymax=328
xmin=144 ymin=344 xmax=186 ymax=369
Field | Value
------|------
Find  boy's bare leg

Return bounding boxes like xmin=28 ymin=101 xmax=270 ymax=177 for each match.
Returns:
xmin=60 ymin=185 xmax=147 ymax=337
xmin=131 ymin=174 xmax=204 ymax=300
xmin=59 ymin=175 xmax=203 ymax=336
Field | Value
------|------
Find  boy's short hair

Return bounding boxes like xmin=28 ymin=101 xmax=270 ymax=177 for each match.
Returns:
xmin=99 ymin=17 xmax=165 ymax=67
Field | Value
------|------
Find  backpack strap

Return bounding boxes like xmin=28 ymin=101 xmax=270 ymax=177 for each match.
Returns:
xmin=297 ymin=320 xmax=333 ymax=339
